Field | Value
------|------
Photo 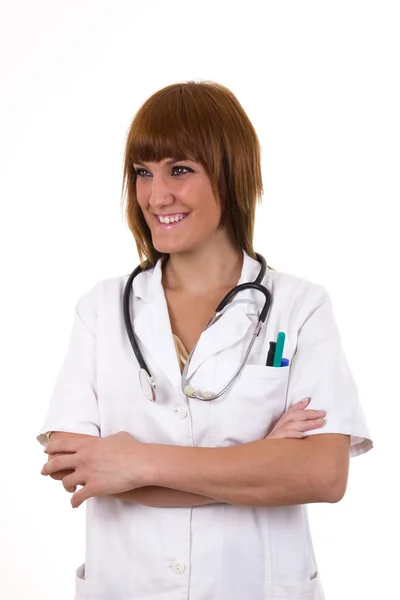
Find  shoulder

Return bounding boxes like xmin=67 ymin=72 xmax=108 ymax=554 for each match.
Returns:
xmin=76 ymin=274 xmax=129 ymax=308
xmin=74 ymin=265 xmax=155 ymax=324
xmin=268 ymin=267 xmax=328 ymax=301
xmin=78 ymin=264 xmax=155 ymax=304
xmin=247 ymin=253 xmax=328 ymax=309
xmin=267 ymin=267 xmax=332 ymax=324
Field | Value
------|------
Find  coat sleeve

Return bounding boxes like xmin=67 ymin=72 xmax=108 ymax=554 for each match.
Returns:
xmin=36 ymin=287 xmax=100 ymax=449
xmin=285 ymin=286 xmax=373 ymax=458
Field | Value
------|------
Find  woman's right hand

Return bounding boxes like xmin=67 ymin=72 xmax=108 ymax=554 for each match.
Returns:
xmin=267 ymin=398 xmax=327 ymax=439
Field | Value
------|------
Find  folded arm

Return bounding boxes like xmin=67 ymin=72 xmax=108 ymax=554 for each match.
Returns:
xmin=45 ymin=431 xmax=350 ymax=507
xmin=113 ymin=487 xmax=218 ymax=506
xmin=142 ymin=433 xmax=350 ymax=506
xmin=46 ymin=432 xmax=220 ymax=507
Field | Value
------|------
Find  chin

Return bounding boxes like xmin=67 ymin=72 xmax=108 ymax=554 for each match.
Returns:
xmin=153 ymin=240 xmax=195 ymax=256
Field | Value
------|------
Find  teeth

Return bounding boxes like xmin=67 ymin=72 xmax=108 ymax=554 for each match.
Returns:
xmin=158 ymin=213 xmax=187 ymax=224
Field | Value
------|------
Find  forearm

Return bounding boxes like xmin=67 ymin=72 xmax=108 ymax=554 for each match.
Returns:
xmin=113 ymin=487 xmax=221 ymax=507
xmin=142 ymin=437 xmax=334 ymax=507
xmin=47 ymin=432 xmax=220 ymax=507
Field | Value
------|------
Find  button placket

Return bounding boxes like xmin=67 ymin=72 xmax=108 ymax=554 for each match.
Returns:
xmin=173 ymin=390 xmax=194 ymax=447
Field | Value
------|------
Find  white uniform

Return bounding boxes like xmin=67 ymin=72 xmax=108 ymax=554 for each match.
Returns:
xmin=37 ymin=250 xmax=373 ymax=600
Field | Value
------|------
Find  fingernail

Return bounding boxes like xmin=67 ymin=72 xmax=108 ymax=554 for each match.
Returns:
xmin=40 ymin=467 xmax=45 ymax=475
xmin=301 ymin=397 xmax=311 ymax=404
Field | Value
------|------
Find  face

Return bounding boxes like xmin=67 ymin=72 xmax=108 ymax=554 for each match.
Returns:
xmin=133 ymin=158 xmax=226 ymax=255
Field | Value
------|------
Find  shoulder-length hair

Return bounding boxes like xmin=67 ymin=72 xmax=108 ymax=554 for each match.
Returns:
xmin=121 ymin=80 xmax=264 ymax=270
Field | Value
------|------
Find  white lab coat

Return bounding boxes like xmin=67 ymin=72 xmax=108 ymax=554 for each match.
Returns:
xmin=37 ymin=250 xmax=373 ymax=600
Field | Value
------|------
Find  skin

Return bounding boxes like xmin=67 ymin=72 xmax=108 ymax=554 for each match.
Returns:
xmin=134 ymin=158 xmax=244 ymax=295
xmin=43 ymin=400 xmax=330 ymax=508
xmin=42 ymin=158 xmax=349 ymax=509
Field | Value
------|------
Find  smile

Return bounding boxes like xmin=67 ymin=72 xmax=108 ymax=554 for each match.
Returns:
xmin=154 ymin=212 xmax=190 ymax=228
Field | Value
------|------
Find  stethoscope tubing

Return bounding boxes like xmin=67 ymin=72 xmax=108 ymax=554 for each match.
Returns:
xmin=123 ymin=252 xmax=272 ymax=402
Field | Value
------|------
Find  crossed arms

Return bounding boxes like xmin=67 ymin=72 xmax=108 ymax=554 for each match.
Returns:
xmin=43 ymin=430 xmax=350 ymax=508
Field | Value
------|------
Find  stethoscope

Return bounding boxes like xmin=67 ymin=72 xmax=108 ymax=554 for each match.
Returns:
xmin=123 ymin=252 xmax=272 ymax=403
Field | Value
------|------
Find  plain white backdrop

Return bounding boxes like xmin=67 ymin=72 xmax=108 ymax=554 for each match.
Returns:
xmin=1 ymin=1 xmax=398 ymax=598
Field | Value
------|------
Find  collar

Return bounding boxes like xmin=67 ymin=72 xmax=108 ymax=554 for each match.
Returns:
xmin=132 ymin=249 xmax=270 ymax=302
xmin=130 ymin=249 xmax=272 ymax=390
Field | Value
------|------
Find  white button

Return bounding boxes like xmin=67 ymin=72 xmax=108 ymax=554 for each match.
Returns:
xmin=170 ymin=560 xmax=186 ymax=574
xmin=175 ymin=406 xmax=188 ymax=419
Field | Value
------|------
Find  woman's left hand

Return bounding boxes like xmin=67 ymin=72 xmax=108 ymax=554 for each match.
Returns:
xmin=41 ymin=432 xmax=148 ymax=508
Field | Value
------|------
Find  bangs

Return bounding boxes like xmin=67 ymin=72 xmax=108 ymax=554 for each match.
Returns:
xmin=126 ymin=86 xmax=222 ymax=171
xmin=122 ymin=81 xmax=262 ymax=268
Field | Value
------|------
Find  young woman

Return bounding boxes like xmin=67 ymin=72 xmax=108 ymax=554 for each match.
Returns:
xmin=39 ymin=81 xmax=373 ymax=600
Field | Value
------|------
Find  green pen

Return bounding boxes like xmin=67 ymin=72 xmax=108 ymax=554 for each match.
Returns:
xmin=272 ymin=332 xmax=286 ymax=367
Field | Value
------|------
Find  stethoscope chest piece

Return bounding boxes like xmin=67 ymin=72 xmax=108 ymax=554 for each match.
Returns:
xmin=183 ymin=384 xmax=216 ymax=400
xmin=139 ymin=368 xmax=156 ymax=402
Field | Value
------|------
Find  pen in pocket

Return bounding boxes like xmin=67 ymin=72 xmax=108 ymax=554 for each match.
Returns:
xmin=273 ymin=332 xmax=286 ymax=367
xmin=266 ymin=341 xmax=276 ymax=366
xmin=266 ymin=333 xmax=290 ymax=367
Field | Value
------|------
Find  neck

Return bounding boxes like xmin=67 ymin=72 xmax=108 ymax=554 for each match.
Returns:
xmin=162 ymin=243 xmax=244 ymax=297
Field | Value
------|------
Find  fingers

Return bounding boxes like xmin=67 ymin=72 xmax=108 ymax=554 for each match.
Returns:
xmin=288 ymin=397 xmax=311 ymax=411
xmin=293 ymin=417 xmax=326 ymax=433
xmin=286 ymin=409 xmax=326 ymax=423
xmin=277 ymin=414 xmax=326 ymax=434
xmin=268 ymin=418 xmax=326 ymax=440
xmin=266 ymin=395 xmax=328 ymax=440
xmin=41 ymin=454 xmax=76 ymax=476
xmin=279 ymin=407 xmax=326 ymax=428
xmin=45 ymin=437 xmax=84 ymax=456
xmin=282 ymin=398 xmax=326 ymax=422
xmin=50 ymin=469 xmax=74 ymax=481
xmin=46 ymin=451 xmax=73 ymax=480
xmin=62 ymin=472 xmax=85 ymax=494
xmin=71 ymin=485 xmax=92 ymax=509
xmin=62 ymin=477 xmax=77 ymax=493
xmin=269 ymin=429 xmax=306 ymax=439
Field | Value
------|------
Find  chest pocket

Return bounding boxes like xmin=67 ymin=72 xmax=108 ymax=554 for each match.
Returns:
xmin=211 ymin=364 xmax=290 ymax=446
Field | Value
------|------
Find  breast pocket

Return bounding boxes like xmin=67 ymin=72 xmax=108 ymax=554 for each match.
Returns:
xmin=213 ymin=365 xmax=290 ymax=445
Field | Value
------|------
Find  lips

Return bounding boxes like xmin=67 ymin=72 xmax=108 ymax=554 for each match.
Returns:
xmin=153 ymin=212 xmax=190 ymax=227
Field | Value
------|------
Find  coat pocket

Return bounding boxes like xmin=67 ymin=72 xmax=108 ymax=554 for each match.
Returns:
xmin=214 ymin=364 xmax=290 ymax=445
xmin=74 ymin=563 xmax=100 ymax=599
xmin=267 ymin=570 xmax=325 ymax=599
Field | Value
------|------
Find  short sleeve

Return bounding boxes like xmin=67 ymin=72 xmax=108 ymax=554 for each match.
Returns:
xmin=36 ymin=289 xmax=101 ymax=448
xmin=285 ymin=287 xmax=373 ymax=458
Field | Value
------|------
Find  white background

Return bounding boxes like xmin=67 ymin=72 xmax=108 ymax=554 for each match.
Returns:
xmin=0 ymin=1 xmax=398 ymax=598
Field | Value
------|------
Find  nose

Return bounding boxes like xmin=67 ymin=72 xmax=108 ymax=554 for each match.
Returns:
xmin=148 ymin=173 xmax=175 ymax=210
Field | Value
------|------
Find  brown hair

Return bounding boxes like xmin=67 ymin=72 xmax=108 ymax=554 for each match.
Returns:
xmin=121 ymin=80 xmax=265 ymax=270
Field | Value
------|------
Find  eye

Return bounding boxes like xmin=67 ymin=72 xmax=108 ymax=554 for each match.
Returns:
xmin=133 ymin=164 xmax=194 ymax=178
xmin=171 ymin=165 xmax=193 ymax=176
xmin=133 ymin=167 xmax=150 ymax=177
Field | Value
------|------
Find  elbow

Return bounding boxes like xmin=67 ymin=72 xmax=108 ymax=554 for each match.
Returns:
xmin=327 ymin=487 xmax=346 ymax=504
xmin=325 ymin=474 xmax=348 ymax=503
xmin=323 ymin=445 xmax=350 ymax=504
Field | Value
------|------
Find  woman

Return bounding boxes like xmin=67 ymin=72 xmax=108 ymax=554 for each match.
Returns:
xmin=39 ymin=81 xmax=373 ymax=600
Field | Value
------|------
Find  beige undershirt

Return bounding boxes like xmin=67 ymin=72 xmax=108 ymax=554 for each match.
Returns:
xmin=172 ymin=333 xmax=190 ymax=374
xmin=46 ymin=334 xmax=189 ymax=441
